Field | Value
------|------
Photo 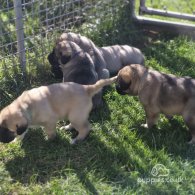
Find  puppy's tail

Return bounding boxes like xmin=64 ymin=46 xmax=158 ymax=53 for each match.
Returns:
xmin=86 ymin=76 xmax=117 ymax=97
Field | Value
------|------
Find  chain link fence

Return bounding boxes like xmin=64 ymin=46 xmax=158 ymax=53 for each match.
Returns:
xmin=0 ymin=0 xmax=126 ymax=75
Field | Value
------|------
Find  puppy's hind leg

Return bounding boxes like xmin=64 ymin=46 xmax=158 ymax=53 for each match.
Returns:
xmin=68 ymin=102 xmax=92 ymax=144
xmin=92 ymin=91 xmax=103 ymax=109
xmin=183 ymin=116 xmax=195 ymax=144
xmin=183 ymin=102 xmax=195 ymax=144
xmin=70 ymin=121 xmax=91 ymax=145
xmin=185 ymin=120 xmax=195 ymax=144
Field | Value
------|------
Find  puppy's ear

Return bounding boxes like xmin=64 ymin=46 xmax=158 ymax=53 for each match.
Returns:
xmin=16 ymin=124 xmax=28 ymax=135
xmin=1 ymin=119 xmax=7 ymax=127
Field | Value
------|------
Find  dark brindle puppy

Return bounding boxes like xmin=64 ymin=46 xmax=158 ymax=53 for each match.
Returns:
xmin=116 ymin=64 xmax=195 ymax=144
xmin=49 ymin=40 xmax=106 ymax=108
xmin=48 ymin=32 xmax=144 ymax=79
xmin=48 ymin=35 xmax=109 ymax=80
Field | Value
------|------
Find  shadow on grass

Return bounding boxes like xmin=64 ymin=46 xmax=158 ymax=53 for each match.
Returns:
xmin=144 ymin=37 xmax=195 ymax=77
xmin=5 ymin=129 xmax=136 ymax=194
xmin=5 ymin=114 xmax=192 ymax=194
xmin=131 ymin=116 xmax=195 ymax=161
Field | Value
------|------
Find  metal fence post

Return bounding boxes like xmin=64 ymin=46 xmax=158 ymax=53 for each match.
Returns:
xmin=14 ymin=0 xmax=26 ymax=73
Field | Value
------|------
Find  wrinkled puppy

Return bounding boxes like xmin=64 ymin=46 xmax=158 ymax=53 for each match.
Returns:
xmin=48 ymin=40 xmax=108 ymax=108
xmin=48 ymin=36 xmax=109 ymax=80
xmin=57 ymin=32 xmax=109 ymax=79
xmin=52 ymin=40 xmax=99 ymax=84
xmin=0 ymin=76 xmax=117 ymax=144
xmin=49 ymin=32 xmax=144 ymax=79
xmin=100 ymin=45 xmax=145 ymax=75
xmin=116 ymin=64 xmax=195 ymax=144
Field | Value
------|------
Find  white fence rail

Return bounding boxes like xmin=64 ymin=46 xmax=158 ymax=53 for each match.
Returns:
xmin=132 ymin=0 xmax=195 ymax=34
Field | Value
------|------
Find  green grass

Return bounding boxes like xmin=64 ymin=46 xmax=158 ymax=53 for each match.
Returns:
xmin=0 ymin=37 xmax=195 ymax=194
xmin=135 ymin=0 xmax=195 ymax=25
xmin=0 ymin=1 xmax=195 ymax=194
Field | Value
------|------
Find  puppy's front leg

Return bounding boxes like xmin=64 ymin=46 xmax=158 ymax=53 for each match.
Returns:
xmin=44 ymin=123 xmax=57 ymax=140
xmin=92 ymin=91 xmax=103 ymax=109
xmin=188 ymin=133 xmax=195 ymax=144
xmin=183 ymin=107 xmax=195 ymax=144
xmin=142 ymin=107 xmax=159 ymax=129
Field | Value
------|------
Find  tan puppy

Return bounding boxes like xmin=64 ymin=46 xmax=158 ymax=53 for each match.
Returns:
xmin=116 ymin=64 xmax=195 ymax=144
xmin=0 ymin=76 xmax=117 ymax=144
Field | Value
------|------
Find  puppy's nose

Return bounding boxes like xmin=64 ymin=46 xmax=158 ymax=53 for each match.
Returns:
xmin=116 ymin=85 xmax=127 ymax=95
xmin=116 ymin=85 xmax=120 ymax=91
xmin=0 ymin=127 xmax=16 ymax=143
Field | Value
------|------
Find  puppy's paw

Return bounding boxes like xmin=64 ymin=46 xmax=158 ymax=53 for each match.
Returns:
xmin=12 ymin=137 xmax=19 ymax=143
xmin=47 ymin=133 xmax=56 ymax=141
xmin=60 ymin=126 xmax=67 ymax=131
xmin=70 ymin=136 xmax=85 ymax=145
xmin=141 ymin=123 xmax=149 ymax=128
xmin=60 ymin=124 xmax=73 ymax=131
xmin=70 ymin=138 xmax=78 ymax=145
xmin=187 ymin=138 xmax=195 ymax=145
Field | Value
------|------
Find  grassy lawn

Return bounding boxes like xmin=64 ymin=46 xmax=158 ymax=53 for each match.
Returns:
xmin=0 ymin=1 xmax=195 ymax=194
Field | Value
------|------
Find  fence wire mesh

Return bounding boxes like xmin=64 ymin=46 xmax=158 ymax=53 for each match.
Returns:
xmin=0 ymin=0 xmax=125 ymax=74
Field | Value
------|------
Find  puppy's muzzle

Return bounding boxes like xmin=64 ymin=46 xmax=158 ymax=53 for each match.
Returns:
xmin=48 ymin=49 xmax=59 ymax=66
xmin=0 ymin=127 xmax=16 ymax=143
xmin=60 ymin=55 xmax=71 ymax=64
xmin=116 ymin=85 xmax=127 ymax=95
xmin=48 ymin=49 xmax=63 ymax=79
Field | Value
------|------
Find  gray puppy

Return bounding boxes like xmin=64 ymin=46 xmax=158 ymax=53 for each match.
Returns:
xmin=48 ymin=32 xmax=144 ymax=79
xmin=48 ymin=34 xmax=109 ymax=80
xmin=59 ymin=32 xmax=145 ymax=74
